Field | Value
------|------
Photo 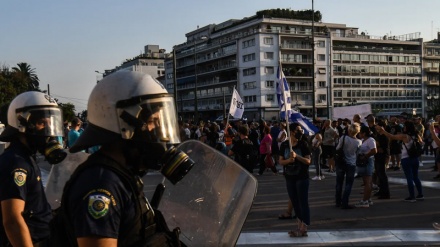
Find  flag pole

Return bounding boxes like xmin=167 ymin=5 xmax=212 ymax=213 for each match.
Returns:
xmin=224 ymin=86 xmax=236 ymax=133
xmin=279 ymin=62 xmax=293 ymax=152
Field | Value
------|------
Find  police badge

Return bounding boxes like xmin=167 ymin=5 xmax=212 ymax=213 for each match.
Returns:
xmin=13 ymin=169 xmax=27 ymax=186
xmin=88 ymin=194 xmax=111 ymax=219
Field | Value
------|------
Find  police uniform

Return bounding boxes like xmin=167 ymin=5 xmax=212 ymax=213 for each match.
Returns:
xmin=0 ymin=141 xmax=52 ymax=245
xmin=63 ymin=152 xmax=156 ymax=246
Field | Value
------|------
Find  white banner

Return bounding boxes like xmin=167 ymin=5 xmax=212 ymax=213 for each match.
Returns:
xmin=229 ymin=89 xmax=244 ymax=119
xmin=332 ymin=104 xmax=372 ymax=122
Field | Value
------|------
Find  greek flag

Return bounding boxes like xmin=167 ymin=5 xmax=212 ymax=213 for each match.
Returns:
xmin=276 ymin=66 xmax=292 ymax=120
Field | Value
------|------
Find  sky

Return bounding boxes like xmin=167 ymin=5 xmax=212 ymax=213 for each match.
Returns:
xmin=1 ymin=0 xmax=439 ymax=113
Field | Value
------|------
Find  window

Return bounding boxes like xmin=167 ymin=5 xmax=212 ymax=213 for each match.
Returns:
xmin=318 ymin=94 xmax=326 ymax=101
xmin=266 ymin=94 xmax=274 ymax=101
xmin=266 ymin=80 xmax=274 ymax=88
xmin=243 ymin=53 xmax=256 ymax=62
xmin=244 ymin=95 xmax=257 ymax=102
xmin=318 ymin=68 xmax=326 ymax=74
xmin=318 ymin=81 xmax=326 ymax=88
xmin=265 ymin=52 xmax=274 ymax=59
xmin=318 ymin=54 xmax=325 ymax=61
xmin=243 ymin=81 xmax=256 ymax=89
xmin=265 ymin=67 xmax=275 ymax=74
xmin=166 ymin=73 xmax=173 ymax=79
xmin=264 ymin=37 xmax=273 ymax=45
xmin=243 ymin=67 xmax=256 ymax=76
xmin=242 ymin=39 xmax=255 ymax=48
xmin=317 ymin=41 xmax=325 ymax=47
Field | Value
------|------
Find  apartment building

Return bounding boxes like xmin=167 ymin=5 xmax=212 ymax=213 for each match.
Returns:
xmin=423 ymin=33 xmax=440 ymax=117
xmin=165 ymin=13 xmax=424 ymax=121
xmin=104 ymin=45 xmax=168 ymax=78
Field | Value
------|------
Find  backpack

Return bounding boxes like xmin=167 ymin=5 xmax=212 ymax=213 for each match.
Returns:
xmin=403 ymin=136 xmax=423 ymax=158
xmin=237 ymin=138 xmax=256 ymax=171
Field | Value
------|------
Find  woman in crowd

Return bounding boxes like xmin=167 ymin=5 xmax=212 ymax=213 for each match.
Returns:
xmin=279 ymin=123 xmax=311 ymax=237
xmin=376 ymin=121 xmax=423 ymax=202
xmin=311 ymin=121 xmax=324 ymax=180
xmin=355 ymin=126 xmax=377 ymax=208
xmin=258 ymin=125 xmax=278 ymax=175
xmin=335 ymin=123 xmax=361 ymax=209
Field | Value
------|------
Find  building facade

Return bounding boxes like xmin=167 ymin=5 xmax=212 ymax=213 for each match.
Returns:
xmin=423 ymin=33 xmax=440 ymax=118
xmin=104 ymin=44 xmax=168 ymax=78
xmin=165 ymin=15 xmax=425 ymax=121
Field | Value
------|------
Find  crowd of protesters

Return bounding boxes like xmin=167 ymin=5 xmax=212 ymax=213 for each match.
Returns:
xmin=179 ymin=113 xmax=440 ymax=235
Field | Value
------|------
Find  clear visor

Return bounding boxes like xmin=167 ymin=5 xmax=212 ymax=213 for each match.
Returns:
xmin=20 ymin=107 xmax=64 ymax=137
xmin=118 ymin=95 xmax=180 ymax=144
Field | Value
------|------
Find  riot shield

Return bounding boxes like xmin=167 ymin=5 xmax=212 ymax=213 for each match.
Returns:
xmin=45 ymin=152 xmax=89 ymax=209
xmin=158 ymin=140 xmax=258 ymax=246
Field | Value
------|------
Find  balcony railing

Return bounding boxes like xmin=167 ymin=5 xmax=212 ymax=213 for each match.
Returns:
xmin=198 ymin=62 xmax=237 ymax=74
xmin=281 ymin=58 xmax=312 ymax=64
xmin=280 ymin=43 xmax=313 ymax=50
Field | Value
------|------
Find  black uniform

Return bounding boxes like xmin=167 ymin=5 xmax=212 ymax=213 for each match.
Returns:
xmin=63 ymin=152 xmax=154 ymax=246
xmin=51 ymin=151 xmax=184 ymax=247
xmin=0 ymin=141 xmax=52 ymax=245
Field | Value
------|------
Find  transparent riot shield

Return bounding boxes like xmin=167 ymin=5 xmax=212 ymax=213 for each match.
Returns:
xmin=45 ymin=152 xmax=89 ymax=209
xmin=158 ymin=140 xmax=258 ymax=246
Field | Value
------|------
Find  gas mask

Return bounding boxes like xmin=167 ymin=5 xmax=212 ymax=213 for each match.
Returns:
xmin=19 ymin=107 xmax=67 ymax=164
xmin=27 ymin=135 xmax=67 ymax=164
xmin=118 ymin=96 xmax=194 ymax=184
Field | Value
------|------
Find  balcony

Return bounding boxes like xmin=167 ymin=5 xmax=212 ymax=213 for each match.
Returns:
xmin=281 ymin=58 xmax=312 ymax=64
xmin=198 ymin=62 xmax=237 ymax=74
xmin=280 ymin=43 xmax=313 ymax=50
xmin=424 ymin=67 xmax=440 ymax=73
xmin=425 ymin=80 xmax=439 ymax=86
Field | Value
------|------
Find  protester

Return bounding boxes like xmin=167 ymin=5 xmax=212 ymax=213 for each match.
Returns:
xmin=371 ymin=118 xmax=391 ymax=199
xmin=68 ymin=117 xmax=83 ymax=148
xmin=335 ymin=123 xmax=361 ymax=209
xmin=429 ymin=122 xmax=440 ymax=230
xmin=0 ymin=91 xmax=66 ymax=246
xmin=355 ymin=126 xmax=377 ymax=208
xmin=228 ymin=125 xmax=255 ymax=173
xmin=258 ymin=126 xmax=278 ymax=175
xmin=376 ymin=120 xmax=424 ymax=202
xmin=53 ymin=71 xmax=185 ymax=245
xmin=311 ymin=121 xmax=324 ymax=180
xmin=279 ymin=123 xmax=311 ymax=237
xmin=321 ymin=120 xmax=338 ymax=172
xmin=388 ymin=117 xmax=403 ymax=170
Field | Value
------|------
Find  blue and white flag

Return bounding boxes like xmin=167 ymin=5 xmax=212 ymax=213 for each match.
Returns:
xmin=276 ymin=66 xmax=292 ymax=120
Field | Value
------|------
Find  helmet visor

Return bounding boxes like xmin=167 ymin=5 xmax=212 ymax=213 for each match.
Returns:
xmin=119 ymin=95 xmax=180 ymax=144
xmin=22 ymin=107 xmax=64 ymax=137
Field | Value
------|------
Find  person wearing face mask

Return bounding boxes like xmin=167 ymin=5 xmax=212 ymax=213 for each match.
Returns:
xmin=0 ymin=91 xmax=67 ymax=247
xmin=50 ymin=71 xmax=189 ymax=247
xmin=279 ymin=123 xmax=311 ymax=238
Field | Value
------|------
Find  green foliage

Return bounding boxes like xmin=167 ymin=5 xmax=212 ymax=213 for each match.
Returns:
xmin=58 ymin=102 xmax=76 ymax=123
xmin=256 ymin=8 xmax=322 ymax=22
xmin=0 ymin=62 xmax=79 ymax=124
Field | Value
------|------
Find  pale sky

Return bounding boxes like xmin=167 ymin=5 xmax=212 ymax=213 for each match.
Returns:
xmin=1 ymin=0 xmax=439 ymax=113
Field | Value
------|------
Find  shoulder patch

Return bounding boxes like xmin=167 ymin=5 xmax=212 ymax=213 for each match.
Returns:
xmin=13 ymin=168 xmax=27 ymax=186
xmin=88 ymin=194 xmax=111 ymax=219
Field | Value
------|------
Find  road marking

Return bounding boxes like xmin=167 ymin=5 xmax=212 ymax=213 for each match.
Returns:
xmin=237 ymin=230 xmax=440 ymax=245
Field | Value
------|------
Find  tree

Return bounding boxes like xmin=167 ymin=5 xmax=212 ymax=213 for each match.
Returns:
xmin=12 ymin=62 xmax=40 ymax=91
xmin=58 ymin=102 xmax=76 ymax=123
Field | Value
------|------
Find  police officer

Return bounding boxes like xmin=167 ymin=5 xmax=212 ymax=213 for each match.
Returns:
xmin=56 ymin=71 xmax=184 ymax=246
xmin=0 ymin=91 xmax=66 ymax=246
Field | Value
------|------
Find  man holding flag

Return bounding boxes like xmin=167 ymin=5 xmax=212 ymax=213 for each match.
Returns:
xmin=223 ymin=88 xmax=244 ymax=153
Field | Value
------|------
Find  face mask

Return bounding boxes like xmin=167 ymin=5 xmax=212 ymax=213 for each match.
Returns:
xmin=294 ymin=131 xmax=303 ymax=140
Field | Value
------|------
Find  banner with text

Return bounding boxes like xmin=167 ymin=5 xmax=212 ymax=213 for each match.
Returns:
xmin=229 ymin=89 xmax=244 ymax=119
